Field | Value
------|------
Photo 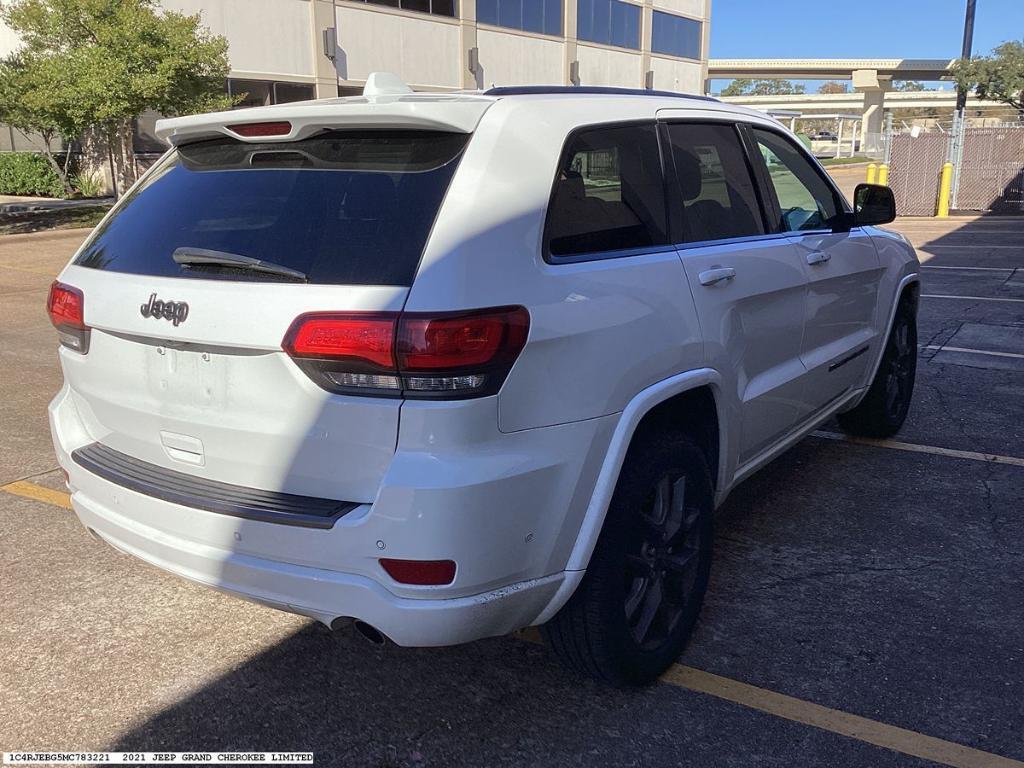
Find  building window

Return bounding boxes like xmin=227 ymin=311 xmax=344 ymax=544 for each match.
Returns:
xmin=358 ymin=0 xmax=456 ymax=17
xmin=477 ymin=0 xmax=562 ymax=36
xmin=228 ymin=79 xmax=315 ymax=109
xmin=651 ymin=11 xmax=701 ymax=60
xmin=577 ymin=0 xmax=640 ymax=50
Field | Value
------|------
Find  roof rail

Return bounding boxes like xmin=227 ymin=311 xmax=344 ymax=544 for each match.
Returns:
xmin=482 ymin=85 xmax=719 ymax=102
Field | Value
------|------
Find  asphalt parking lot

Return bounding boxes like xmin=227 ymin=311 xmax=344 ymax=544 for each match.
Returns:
xmin=1 ymin=215 xmax=1022 ymax=767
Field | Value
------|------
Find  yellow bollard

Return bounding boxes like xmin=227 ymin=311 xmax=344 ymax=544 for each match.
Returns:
xmin=937 ymin=162 xmax=954 ymax=217
xmin=866 ymin=163 xmax=877 ymax=184
xmin=877 ymin=164 xmax=889 ymax=186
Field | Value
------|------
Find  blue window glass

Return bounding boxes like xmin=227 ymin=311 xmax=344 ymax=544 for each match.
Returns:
xmin=477 ymin=0 xmax=500 ymax=26
xmin=577 ymin=0 xmax=640 ymax=49
xmin=477 ymin=0 xmax=562 ymax=35
xmin=651 ymin=11 xmax=702 ymax=59
xmin=499 ymin=0 xmax=522 ymax=28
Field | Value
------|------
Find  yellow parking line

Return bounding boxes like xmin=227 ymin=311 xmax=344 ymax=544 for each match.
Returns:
xmin=0 ymin=479 xmax=72 ymax=509
xmin=812 ymin=431 xmax=1024 ymax=468
xmin=662 ymin=665 xmax=1024 ymax=768
xmin=518 ymin=631 xmax=1024 ymax=767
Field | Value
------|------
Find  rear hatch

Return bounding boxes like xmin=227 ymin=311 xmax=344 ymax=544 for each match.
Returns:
xmin=56 ymin=124 xmax=471 ymax=504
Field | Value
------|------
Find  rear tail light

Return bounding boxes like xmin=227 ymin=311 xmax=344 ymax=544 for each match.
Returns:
xmin=47 ymin=281 xmax=90 ymax=353
xmin=380 ymin=558 xmax=456 ymax=586
xmin=283 ymin=306 xmax=529 ymax=399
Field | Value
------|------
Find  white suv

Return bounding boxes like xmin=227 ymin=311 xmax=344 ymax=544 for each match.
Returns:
xmin=48 ymin=76 xmax=919 ymax=685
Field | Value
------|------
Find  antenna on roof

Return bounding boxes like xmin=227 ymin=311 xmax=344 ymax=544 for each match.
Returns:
xmin=363 ymin=72 xmax=413 ymax=97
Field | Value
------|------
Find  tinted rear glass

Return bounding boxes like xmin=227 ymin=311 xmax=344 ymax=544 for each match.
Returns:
xmin=74 ymin=130 xmax=468 ymax=286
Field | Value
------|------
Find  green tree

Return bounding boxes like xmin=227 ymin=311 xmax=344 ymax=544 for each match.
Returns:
xmin=0 ymin=53 xmax=88 ymax=195
xmin=893 ymin=80 xmax=927 ymax=92
xmin=721 ymin=78 xmax=805 ymax=97
xmin=817 ymin=81 xmax=848 ymax=94
xmin=0 ymin=0 xmax=236 ymax=195
xmin=952 ymin=40 xmax=1024 ymax=111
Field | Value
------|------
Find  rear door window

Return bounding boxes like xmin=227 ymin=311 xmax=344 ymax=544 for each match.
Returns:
xmin=545 ymin=123 xmax=668 ymax=258
xmin=74 ymin=131 xmax=468 ymax=286
xmin=664 ymin=122 xmax=765 ymax=243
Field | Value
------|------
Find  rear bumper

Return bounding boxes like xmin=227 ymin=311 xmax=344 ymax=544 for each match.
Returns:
xmin=72 ymin=487 xmax=563 ymax=646
xmin=49 ymin=384 xmax=612 ymax=646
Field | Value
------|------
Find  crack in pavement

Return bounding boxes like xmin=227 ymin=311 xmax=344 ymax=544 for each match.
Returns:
xmin=754 ymin=559 xmax=946 ymax=591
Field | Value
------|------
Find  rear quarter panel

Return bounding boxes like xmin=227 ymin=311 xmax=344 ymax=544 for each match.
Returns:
xmin=406 ymin=97 xmax=705 ymax=432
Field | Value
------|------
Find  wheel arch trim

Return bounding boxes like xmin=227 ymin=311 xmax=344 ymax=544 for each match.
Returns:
xmin=532 ymin=368 xmax=725 ymax=625
xmin=566 ymin=367 xmax=726 ymax=571
xmin=850 ymin=272 xmax=920 ymax=408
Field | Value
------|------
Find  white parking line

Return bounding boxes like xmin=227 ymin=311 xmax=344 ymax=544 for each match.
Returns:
xmin=922 ymin=244 xmax=1024 ymax=249
xmin=923 ymin=345 xmax=1024 ymax=360
xmin=922 ymin=294 xmax=1024 ymax=303
xmin=812 ymin=432 xmax=1024 ymax=468
xmin=921 ymin=265 xmax=1014 ymax=272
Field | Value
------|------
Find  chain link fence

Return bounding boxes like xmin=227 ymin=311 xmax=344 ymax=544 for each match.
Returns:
xmin=956 ymin=126 xmax=1024 ymax=213
xmin=887 ymin=121 xmax=1024 ymax=216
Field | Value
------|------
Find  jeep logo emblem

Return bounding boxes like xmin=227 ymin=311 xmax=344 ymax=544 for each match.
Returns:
xmin=140 ymin=293 xmax=189 ymax=327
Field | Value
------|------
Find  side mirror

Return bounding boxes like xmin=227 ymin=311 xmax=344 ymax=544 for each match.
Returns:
xmin=853 ymin=183 xmax=896 ymax=226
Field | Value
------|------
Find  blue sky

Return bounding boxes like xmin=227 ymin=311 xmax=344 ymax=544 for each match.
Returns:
xmin=709 ymin=0 xmax=1024 ymax=92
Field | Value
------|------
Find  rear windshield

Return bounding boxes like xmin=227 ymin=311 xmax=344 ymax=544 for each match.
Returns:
xmin=74 ymin=130 xmax=468 ymax=286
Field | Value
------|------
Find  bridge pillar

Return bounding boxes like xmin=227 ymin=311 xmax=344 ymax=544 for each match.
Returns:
xmin=853 ymin=70 xmax=891 ymax=154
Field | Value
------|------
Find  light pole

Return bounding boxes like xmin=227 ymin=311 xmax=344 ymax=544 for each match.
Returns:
xmin=955 ymin=0 xmax=977 ymax=113
xmin=950 ymin=0 xmax=977 ymax=210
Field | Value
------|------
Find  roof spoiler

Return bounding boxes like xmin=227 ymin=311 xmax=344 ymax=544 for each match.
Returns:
xmin=155 ymin=73 xmax=490 ymax=146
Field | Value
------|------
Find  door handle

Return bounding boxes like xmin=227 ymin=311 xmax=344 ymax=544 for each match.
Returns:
xmin=806 ymin=251 xmax=831 ymax=266
xmin=698 ymin=266 xmax=736 ymax=286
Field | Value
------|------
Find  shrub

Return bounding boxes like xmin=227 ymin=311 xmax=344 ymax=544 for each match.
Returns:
xmin=71 ymin=171 xmax=104 ymax=198
xmin=0 ymin=152 xmax=64 ymax=197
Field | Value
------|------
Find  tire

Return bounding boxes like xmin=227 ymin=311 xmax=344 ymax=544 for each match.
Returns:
xmin=836 ymin=300 xmax=917 ymax=438
xmin=542 ymin=429 xmax=713 ymax=686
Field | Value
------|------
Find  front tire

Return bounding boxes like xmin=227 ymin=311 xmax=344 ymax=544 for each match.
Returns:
xmin=837 ymin=300 xmax=917 ymax=438
xmin=542 ymin=429 xmax=713 ymax=686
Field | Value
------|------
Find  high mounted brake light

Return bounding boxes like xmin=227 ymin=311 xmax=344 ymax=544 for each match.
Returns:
xmin=283 ymin=306 xmax=529 ymax=399
xmin=227 ymin=121 xmax=292 ymax=138
xmin=47 ymin=281 xmax=90 ymax=353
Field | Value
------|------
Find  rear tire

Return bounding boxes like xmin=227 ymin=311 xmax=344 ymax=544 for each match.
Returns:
xmin=542 ymin=429 xmax=713 ymax=686
xmin=836 ymin=301 xmax=917 ymax=438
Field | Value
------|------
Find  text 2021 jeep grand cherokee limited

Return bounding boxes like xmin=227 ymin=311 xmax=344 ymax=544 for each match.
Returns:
xmin=48 ymin=75 xmax=919 ymax=685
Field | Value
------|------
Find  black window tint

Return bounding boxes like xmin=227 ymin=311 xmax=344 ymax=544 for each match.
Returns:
xmin=651 ymin=11 xmax=701 ymax=59
xmin=577 ymin=0 xmax=640 ymax=49
xmin=546 ymin=124 xmax=667 ymax=257
xmin=752 ymin=128 xmax=840 ymax=232
xmin=75 ymin=131 xmax=468 ymax=286
xmin=361 ymin=0 xmax=456 ymax=15
xmin=666 ymin=123 xmax=764 ymax=243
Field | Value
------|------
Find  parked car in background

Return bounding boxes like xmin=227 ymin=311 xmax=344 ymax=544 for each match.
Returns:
xmin=48 ymin=75 xmax=919 ymax=685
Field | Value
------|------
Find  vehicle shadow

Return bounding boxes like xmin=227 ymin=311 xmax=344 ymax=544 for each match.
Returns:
xmin=101 ymin=622 xmax=670 ymax=766
xmin=98 ymin=445 xmax=829 ymax=766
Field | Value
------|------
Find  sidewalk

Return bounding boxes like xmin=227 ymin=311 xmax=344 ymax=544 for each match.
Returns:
xmin=0 ymin=195 xmax=113 ymax=214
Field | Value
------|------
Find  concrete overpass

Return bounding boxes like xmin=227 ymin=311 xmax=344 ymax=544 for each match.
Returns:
xmin=708 ymin=58 xmax=958 ymax=151
xmin=720 ymin=90 xmax=1003 ymax=114
xmin=708 ymin=58 xmax=955 ymax=82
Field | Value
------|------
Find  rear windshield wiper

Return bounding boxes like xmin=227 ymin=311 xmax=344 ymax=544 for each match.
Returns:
xmin=172 ymin=247 xmax=307 ymax=282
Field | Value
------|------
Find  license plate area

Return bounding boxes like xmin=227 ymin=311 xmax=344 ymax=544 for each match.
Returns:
xmin=146 ymin=344 xmax=229 ymax=407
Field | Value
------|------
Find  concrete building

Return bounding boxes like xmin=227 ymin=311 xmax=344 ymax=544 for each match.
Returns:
xmin=2 ymin=0 xmax=711 ymax=107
